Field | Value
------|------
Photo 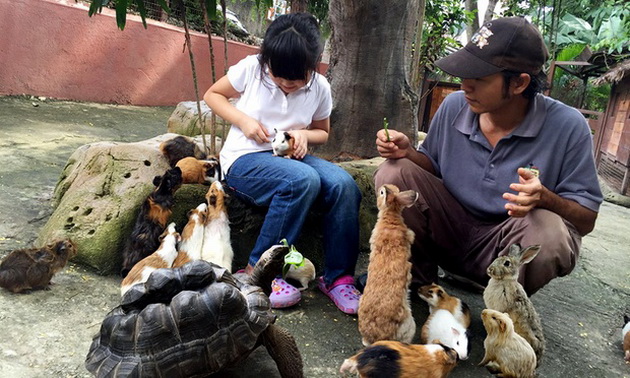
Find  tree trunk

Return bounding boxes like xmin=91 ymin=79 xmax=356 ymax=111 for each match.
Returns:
xmin=317 ymin=0 xmax=421 ymax=160
xmin=483 ymin=0 xmax=499 ymax=23
xmin=465 ymin=0 xmax=479 ymax=42
xmin=290 ymin=0 xmax=309 ymax=13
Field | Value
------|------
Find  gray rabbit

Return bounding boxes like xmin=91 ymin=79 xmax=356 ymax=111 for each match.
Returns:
xmin=483 ymin=243 xmax=545 ymax=365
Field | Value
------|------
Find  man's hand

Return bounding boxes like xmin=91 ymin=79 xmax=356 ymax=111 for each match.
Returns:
xmin=240 ymin=117 xmax=270 ymax=144
xmin=503 ymin=168 xmax=543 ymax=217
xmin=375 ymin=129 xmax=412 ymax=159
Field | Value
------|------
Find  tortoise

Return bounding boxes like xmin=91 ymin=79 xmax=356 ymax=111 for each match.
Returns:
xmin=85 ymin=245 xmax=303 ymax=377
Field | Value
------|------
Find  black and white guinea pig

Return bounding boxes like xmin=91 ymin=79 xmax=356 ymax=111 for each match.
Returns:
xmin=271 ymin=129 xmax=295 ymax=159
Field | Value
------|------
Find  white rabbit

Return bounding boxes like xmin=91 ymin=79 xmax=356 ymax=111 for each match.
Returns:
xmin=358 ymin=184 xmax=418 ymax=346
xmin=483 ymin=243 xmax=545 ymax=364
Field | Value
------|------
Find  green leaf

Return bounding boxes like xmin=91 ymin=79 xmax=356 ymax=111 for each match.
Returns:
xmin=88 ymin=0 xmax=104 ymax=17
xmin=135 ymin=0 xmax=148 ymax=29
xmin=156 ymin=0 xmax=170 ymax=14
xmin=115 ymin=0 xmax=128 ymax=30
xmin=205 ymin=0 xmax=217 ymax=20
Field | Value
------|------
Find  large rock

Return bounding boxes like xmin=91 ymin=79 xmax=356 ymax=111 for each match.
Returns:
xmin=38 ymin=133 xmax=382 ymax=275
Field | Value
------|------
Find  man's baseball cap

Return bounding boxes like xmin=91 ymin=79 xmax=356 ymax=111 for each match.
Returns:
xmin=435 ymin=16 xmax=549 ymax=79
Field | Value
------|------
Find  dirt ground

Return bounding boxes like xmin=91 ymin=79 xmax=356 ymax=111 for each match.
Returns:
xmin=0 ymin=95 xmax=629 ymax=377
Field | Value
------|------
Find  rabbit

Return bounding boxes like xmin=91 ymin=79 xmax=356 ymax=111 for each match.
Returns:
xmin=175 ymin=156 xmax=221 ymax=184
xmin=420 ymin=309 xmax=470 ymax=360
xmin=340 ymin=340 xmax=458 ymax=378
xmin=358 ymin=184 xmax=418 ymax=346
xmin=479 ymin=309 xmax=537 ymax=378
xmin=285 ymin=257 xmax=316 ymax=291
xmin=120 ymin=223 xmax=180 ymax=296
xmin=201 ymin=180 xmax=234 ymax=272
xmin=271 ymin=128 xmax=295 ymax=159
xmin=172 ymin=203 xmax=207 ymax=268
xmin=418 ymin=283 xmax=471 ymax=329
xmin=623 ymin=314 xmax=630 ymax=362
xmin=0 ymin=239 xmax=76 ymax=293
xmin=483 ymin=243 xmax=545 ymax=364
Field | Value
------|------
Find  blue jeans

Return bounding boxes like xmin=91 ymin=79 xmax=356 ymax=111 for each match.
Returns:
xmin=226 ymin=151 xmax=361 ymax=285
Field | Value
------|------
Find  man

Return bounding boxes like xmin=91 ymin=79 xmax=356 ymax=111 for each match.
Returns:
xmin=374 ymin=17 xmax=603 ymax=295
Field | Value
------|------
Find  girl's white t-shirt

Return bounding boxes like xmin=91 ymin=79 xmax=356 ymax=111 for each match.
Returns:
xmin=218 ymin=55 xmax=332 ymax=175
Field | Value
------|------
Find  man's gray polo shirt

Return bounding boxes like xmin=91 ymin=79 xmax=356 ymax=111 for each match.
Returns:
xmin=419 ymin=91 xmax=603 ymax=220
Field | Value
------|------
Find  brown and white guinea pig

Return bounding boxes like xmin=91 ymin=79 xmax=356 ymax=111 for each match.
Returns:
xmin=419 ymin=283 xmax=471 ymax=329
xmin=120 ymin=167 xmax=182 ymax=278
xmin=340 ymin=340 xmax=459 ymax=378
xmin=0 ymin=239 xmax=77 ymax=293
xmin=285 ymin=257 xmax=316 ymax=291
xmin=120 ymin=223 xmax=180 ymax=297
xmin=175 ymin=156 xmax=221 ymax=184
xmin=623 ymin=314 xmax=630 ymax=362
xmin=358 ymin=184 xmax=418 ymax=345
xmin=420 ymin=308 xmax=470 ymax=361
xmin=479 ymin=309 xmax=537 ymax=378
xmin=159 ymin=135 xmax=208 ymax=167
xmin=271 ymin=128 xmax=295 ymax=159
xmin=172 ymin=203 xmax=207 ymax=268
xmin=201 ymin=181 xmax=233 ymax=272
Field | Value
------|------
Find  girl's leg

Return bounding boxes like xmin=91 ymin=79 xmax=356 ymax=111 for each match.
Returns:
xmin=301 ymin=155 xmax=362 ymax=286
xmin=225 ymin=151 xmax=321 ymax=266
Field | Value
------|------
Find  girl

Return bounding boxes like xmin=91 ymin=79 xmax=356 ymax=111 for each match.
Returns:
xmin=203 ymin=12 xmax=361 ymax=315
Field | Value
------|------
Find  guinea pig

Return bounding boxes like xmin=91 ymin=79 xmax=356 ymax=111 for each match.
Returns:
xmin=623 ymin=314 xmax=630 ymax=362
xmin=285 ymin=257 xmax=316 ymax=291
xmin=271 ymin=129 xmax=295 ymax=159
xmin=479 ymin=308 xmax=537 ymax=378
xmin=175 ymin=156 xmax=221 ymax=184
xmin=159 ymin=135 xmax=208 ymax=167
xmin=0 ymin=239 xmax=77 ymax=293
xmin=418 ymin=283 xmax=471 ymax=329
xmin=340 ymin=340 xmax=459 ymax=378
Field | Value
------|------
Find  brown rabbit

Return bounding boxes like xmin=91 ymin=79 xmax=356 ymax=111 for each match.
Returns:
xmin=479 ymin=309 xmax=537 ymax=378
xmin=340 ymin=340 xmax=458 ymax=378
xmin=358 ymin=184 xmax=418 ymax=346
xmin=483 ymin=243 xmax=545 ymax=364
xmin=0 ymin=239 xmax=77 ymax=293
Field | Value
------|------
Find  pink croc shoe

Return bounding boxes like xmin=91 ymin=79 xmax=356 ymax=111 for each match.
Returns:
xmin=269 ymin=277 xmax=301 ymax=309
xmin=318 ymin=276 xmax=361 ymax=315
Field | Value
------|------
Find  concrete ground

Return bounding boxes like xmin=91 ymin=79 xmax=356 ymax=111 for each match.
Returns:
xmin=0 ymin=95 xmax=629 ymax=377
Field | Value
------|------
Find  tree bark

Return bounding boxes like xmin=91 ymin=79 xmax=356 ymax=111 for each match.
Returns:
xmin=290 ymin=0 xmax=309 ymax=13
xmin=483 ymin=0 xmax=499 ymax=23
xmin=317 ymin=0 xmax=421 ymax=160
xmin=465 ymin=0 xmax=479 ymax=42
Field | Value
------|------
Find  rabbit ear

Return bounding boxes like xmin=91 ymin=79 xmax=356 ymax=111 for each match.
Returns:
xmin=397 ymin=190 xmax=418 ymax=208
xmin=519 ymin=245 xmax=541 ymax=265
xmin=507 ymin=243 xmax=522 ymax=256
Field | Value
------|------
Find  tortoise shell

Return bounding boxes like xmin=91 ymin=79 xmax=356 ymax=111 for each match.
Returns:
xmin=85 ymin=260 xmax=274 ymax=377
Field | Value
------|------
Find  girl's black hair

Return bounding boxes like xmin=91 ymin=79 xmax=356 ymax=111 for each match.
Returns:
xmin=502 ymin=70 xmax=549 ymax=99
xmin=258 ymin=12 xmax=322 ymax=82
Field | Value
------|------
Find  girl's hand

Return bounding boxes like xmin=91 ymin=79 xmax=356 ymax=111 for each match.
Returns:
xmin=503 ymin=168 xmax=543 ymax=217
xmin=375 ymin=129 xmax=411 ymax=159
xmin=289 ymin=130 xmax=308 ymax=160
xmin=240 ymin=117 xmax=270 ymax=144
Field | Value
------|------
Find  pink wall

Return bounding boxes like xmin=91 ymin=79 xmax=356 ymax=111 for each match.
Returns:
xmin=0 ymin=0 xmax=258 ymax=106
